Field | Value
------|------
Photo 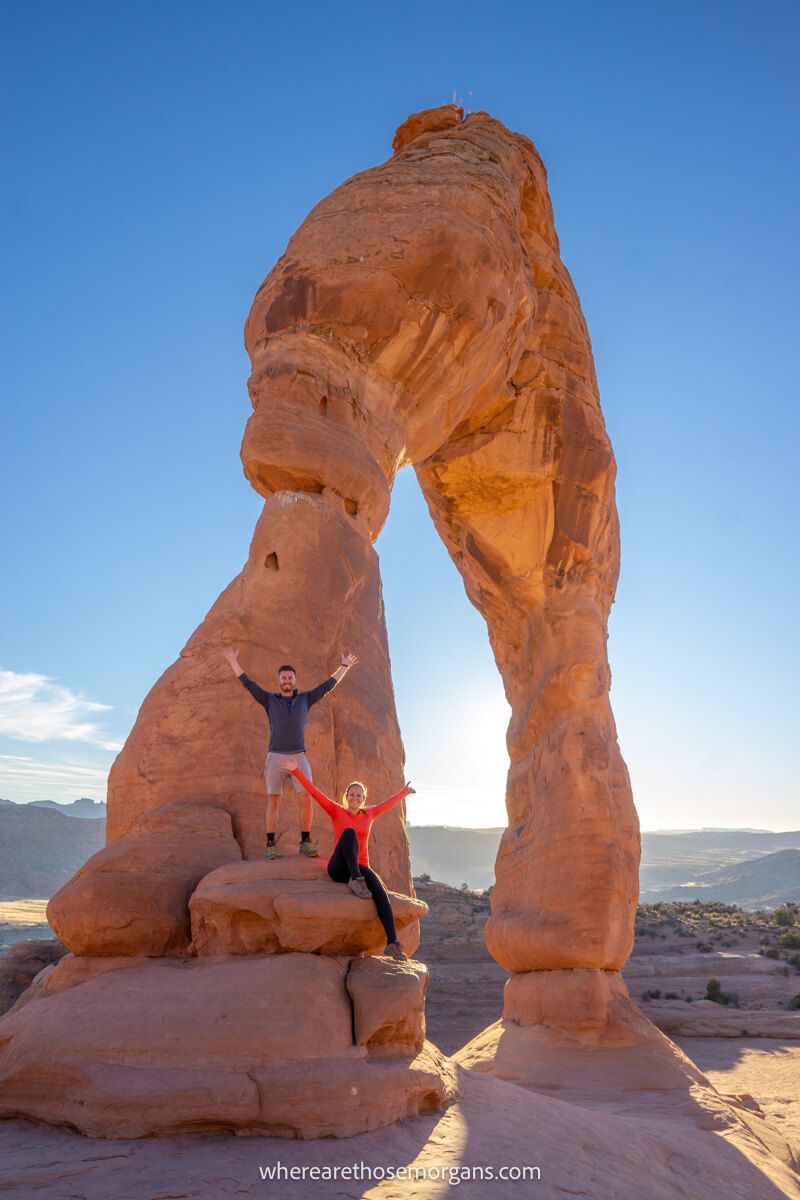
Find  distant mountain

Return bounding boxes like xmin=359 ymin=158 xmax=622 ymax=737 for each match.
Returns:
xmin=28 ymin=797 xmax=106 ymax=819
xmin=639 ymin=828 xmax=800 ymax=889
xmin=407 ymin=824 xmax=800 ymax=906
xmin=0 ymin=803 xmax=105 ymax=898
xmin=640 ymin=848 xmax=800 ymax=908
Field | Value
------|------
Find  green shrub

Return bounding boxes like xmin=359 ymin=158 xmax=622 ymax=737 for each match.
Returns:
xmin=706 ymin=977 xmax=724 ymax=1003
xmin=774 ymin=906 xmax=798 ymax=927
xmin=778 ymin=930 xmax=800 ymax=949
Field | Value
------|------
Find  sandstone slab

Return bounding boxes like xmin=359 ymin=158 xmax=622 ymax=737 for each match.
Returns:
xmin=644 ymin=999 xmax=800 ymax=1039
xmin=188 ymin=858 xmax=427 ymax=957
xmin=0 ymin=951 xmax=454 ymax=1138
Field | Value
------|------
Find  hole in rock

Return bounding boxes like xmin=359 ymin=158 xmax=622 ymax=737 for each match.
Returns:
xmin=319 ymin=395 xmax=329 ymax=417
xmin=264 ymin=552 xmax=279 ymax=570
xmin=344 ymin=497 xmax=359 ymax=516
xmin=376 ymin=468 xmax=510 ymax=893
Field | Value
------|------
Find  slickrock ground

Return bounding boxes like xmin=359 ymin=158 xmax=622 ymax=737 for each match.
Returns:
xmin=1 ymin=1056 xmax=798 ymax=1199
xmin=1 ymin=888 xmax=799 ymax=1196
xmin=675 ymin=1038 xmax=800 ymax=1163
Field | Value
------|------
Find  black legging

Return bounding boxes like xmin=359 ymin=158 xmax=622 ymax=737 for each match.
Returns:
xmin=327 ymin=827 xmax=397 ymax=944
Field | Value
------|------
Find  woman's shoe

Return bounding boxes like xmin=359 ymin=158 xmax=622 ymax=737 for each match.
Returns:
xmin=384 ymin=941 xmax=408 ymax=961
xmin=298 ymin=839 xmax=320 ymax=857
xmin=347 ymin=875 xmax=372 ymax=900
xmin=264 ymin=842 xmax=277 ymax=860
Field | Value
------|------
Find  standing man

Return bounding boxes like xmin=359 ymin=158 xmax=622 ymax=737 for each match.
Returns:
xmin=223 ymin=646 xmax=358 ymax=859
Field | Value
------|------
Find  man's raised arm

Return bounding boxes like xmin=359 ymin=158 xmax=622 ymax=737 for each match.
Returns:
xmin=306 ymin=652 xmax=359 ymax=706
xmin=223 ymin=646 xmax=270 ymax=707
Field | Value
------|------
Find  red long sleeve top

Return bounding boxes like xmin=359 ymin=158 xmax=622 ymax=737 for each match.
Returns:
xmin=290 ymin=767 xmax=410 ymax=868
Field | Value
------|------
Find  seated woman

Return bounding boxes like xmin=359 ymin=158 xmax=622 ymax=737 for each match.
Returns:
xmin=277 ymin=756 xmax=415 ymax=961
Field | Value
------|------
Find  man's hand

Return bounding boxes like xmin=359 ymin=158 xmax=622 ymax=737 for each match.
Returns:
xmin=278 ymin=755 xmax=298 ymax=771
xmin=223 ymin=646 xmax=243 ymax=676
xmin=332 ymin=653 xmax=358 ymax=684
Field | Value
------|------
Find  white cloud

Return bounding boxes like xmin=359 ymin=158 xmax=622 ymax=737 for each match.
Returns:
xmin=0 ymin=754 xmax=110 ymax=804
xmin=0 ymin=668 xmax=123 ymax=752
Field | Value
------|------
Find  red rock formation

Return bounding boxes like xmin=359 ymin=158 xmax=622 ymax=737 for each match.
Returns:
xmin=47 ymin=803 xmax=242 ymax=957
xmin=69 ymin=102 xmax=639 ymax=1001
xmin=0 ymin=952 xmax=454 ymax=1137
xmin=0 ymin=103 xmax=641 ymax=1136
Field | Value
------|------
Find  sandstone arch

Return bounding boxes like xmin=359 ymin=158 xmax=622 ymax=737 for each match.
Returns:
xmin=239 ymin=101 xmax=640 ymax=995
xmin=1 ymin=107 xmax=643 ymax=1139
xmin=105 ymin=102 xmax=638 ymax=1018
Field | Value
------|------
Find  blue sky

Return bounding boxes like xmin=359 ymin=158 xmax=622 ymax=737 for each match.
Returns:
xmin=1 ymin=0 xmax=798 ymax=831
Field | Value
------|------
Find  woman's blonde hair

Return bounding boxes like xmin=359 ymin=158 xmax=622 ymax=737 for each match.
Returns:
xmin=341 ymin=780 xmax=368 ymax=809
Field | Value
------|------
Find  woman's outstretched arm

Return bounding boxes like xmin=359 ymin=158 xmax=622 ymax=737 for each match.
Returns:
xmin=278 ymin=757 xmax=339 ymax=817
xmin=368 ymin=782 xmax=415 ymax=818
